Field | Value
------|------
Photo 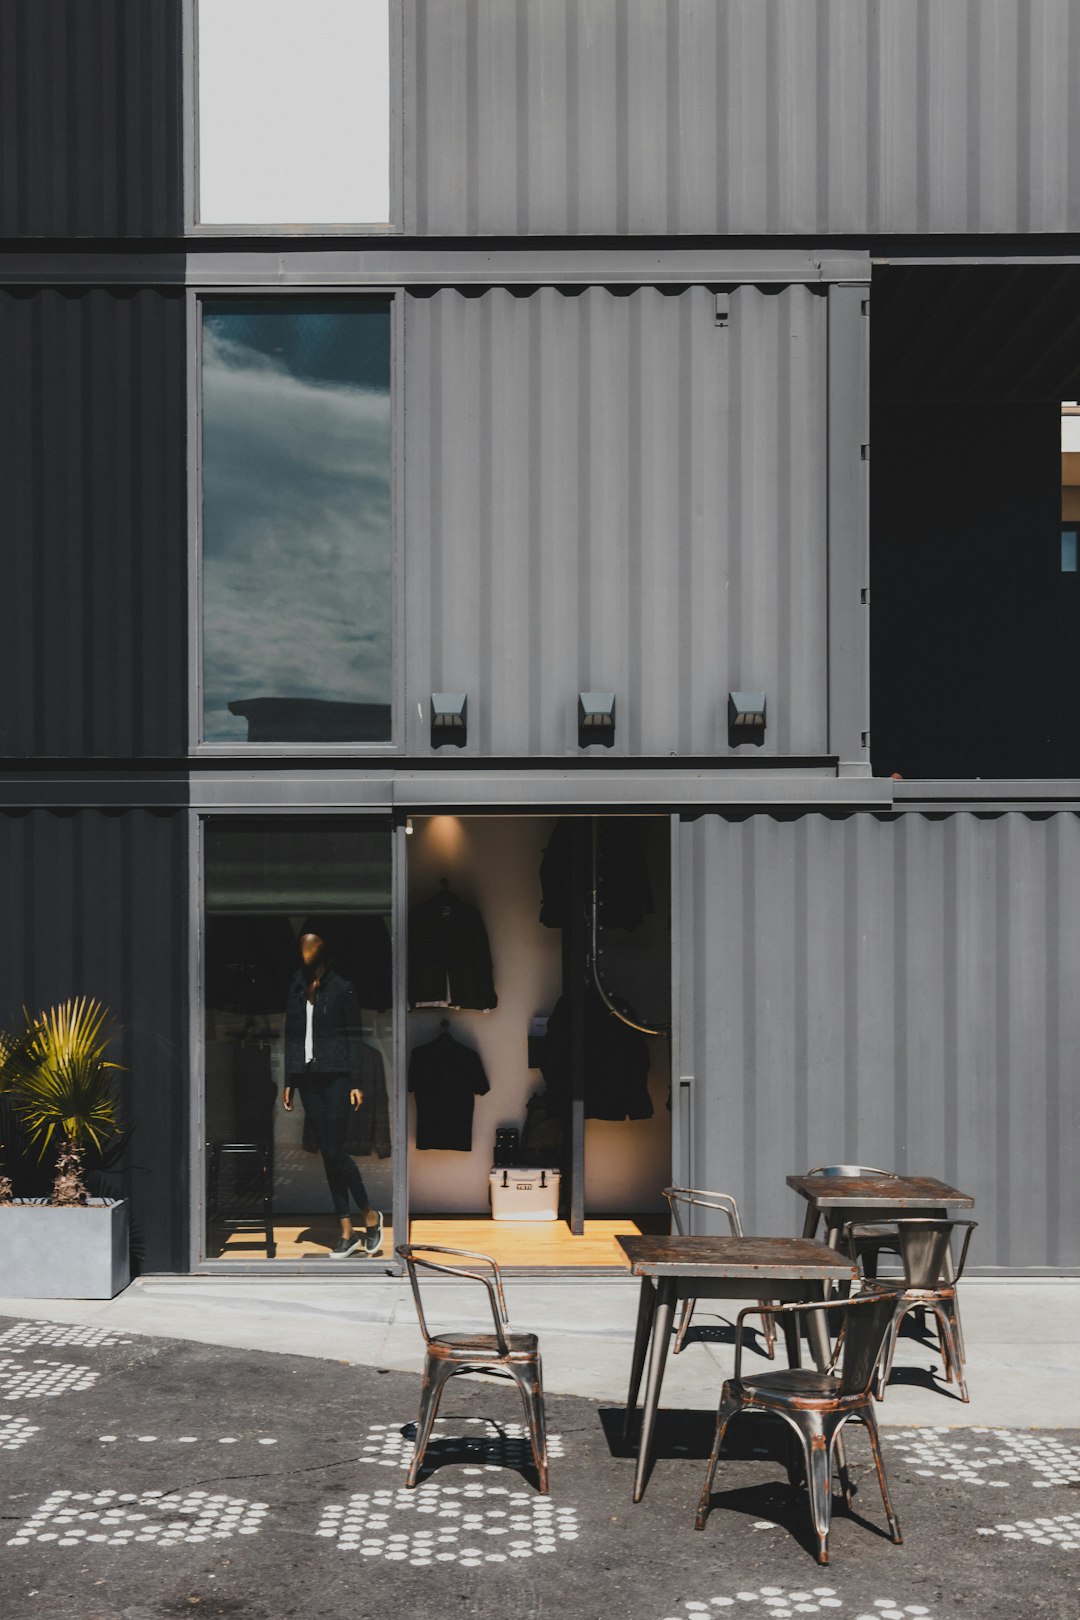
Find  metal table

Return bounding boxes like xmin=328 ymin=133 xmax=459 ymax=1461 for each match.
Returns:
xmin=617 ymin=1234 xmax=858 ymax=1503
xmin=787 ymin=1174 xmax=975 ymax=1246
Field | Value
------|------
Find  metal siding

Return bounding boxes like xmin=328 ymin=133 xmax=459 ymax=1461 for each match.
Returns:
xmin=405 ymin=0 xmax=1080 ymax=237
xmin=0 ymin=807 xmax=189 ymax=1273
xmin=404 ymin=283 xmax=829 ymax=758
xmin=0 ymin=0 xmax=183 ymax=239
xmin=0 ymin=287 xmax=188 ymax=759
xmin=679 ymin=810 xmax=1080 ymax=1270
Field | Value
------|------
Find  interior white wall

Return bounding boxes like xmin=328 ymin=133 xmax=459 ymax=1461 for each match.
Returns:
xmin=197 ymin=0 xmax=390 ymax=225
xmin=406 ymin=815 xmax=671 ymax=1217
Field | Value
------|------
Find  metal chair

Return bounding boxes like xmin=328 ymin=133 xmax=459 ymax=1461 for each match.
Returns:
xmin=695 ymin=1288 xmax=905 ymax=1565
xmin=662 ymin=1187 xmax=775 ymax=1358
xmin=396 ymin=1244 xmax=548 ymax=1493
xmin=846 ymin=1217 xmax=977 ymax=1402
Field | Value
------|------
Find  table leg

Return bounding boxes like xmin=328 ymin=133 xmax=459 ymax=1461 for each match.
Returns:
xmin=803 ymin=1282 xmax=850 ymax=1496
xmin=632 ymin=1279 xmax=676 ymax=1503
xmin=622 ymin=1277 xmax=657 ymax=1446
xmin=801 ymin=1200 xmax=820 ymax=1240
xmin=781 ymin=1312 xmax=803 ymax=1368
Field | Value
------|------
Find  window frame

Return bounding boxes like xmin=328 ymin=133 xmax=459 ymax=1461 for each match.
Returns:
xmin=187 ymin=285 xmax=406 ymax=757
xmin=183 ymin=0 xmax=404 ymax=237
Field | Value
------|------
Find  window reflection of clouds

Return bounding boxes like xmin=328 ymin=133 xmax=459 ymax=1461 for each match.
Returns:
xmin=201 ymin=304 xmax=392 ymax=743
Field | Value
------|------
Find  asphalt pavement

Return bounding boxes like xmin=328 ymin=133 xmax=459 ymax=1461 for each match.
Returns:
xmin=1 ymin=1310 xmax=1078 ymax=1620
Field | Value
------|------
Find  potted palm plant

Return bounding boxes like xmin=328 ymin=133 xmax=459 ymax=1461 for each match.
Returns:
xmin=0 ymin=998 xmax=131 ymax=1299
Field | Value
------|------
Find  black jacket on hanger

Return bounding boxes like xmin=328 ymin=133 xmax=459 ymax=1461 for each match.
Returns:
xmin=408 ymin=1030 xmax=491 ymax=1151
xmin=408 ymin=890 xmax=498 ymax=1010
xmin=540 ymin=987 xmax=653 ymax=1121
xmin=539 ymin=819 xmax=655 ymax=932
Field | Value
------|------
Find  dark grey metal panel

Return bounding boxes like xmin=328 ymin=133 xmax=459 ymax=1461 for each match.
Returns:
xmin=0 ymin=0 xmax=183 ymax=239
xmin=0 ymin=287 xmax=188 ymax=759
xmin=404 ymin=0 xmax=1080 ymax=237
xmin=403 ymin=283 xmax=830 ymax=759
xmin=679 ymin=810 xmax=1080 ymax=1270
xmin=0 ymin=807 xmax=189 ymax=1273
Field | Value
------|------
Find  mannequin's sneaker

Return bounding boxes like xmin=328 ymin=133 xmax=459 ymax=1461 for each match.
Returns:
xmin=328 ymin=1234 xmax=364 ymax=1259
xmin=364 ymin=1213 xmax=384 ymax=1256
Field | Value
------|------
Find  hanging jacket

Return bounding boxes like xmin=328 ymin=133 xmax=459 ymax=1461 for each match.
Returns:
xmin=540 ymin=987 xmax=653 ymax=1121
xmin=539 ymin=818 xmax=655 ymax=932
xmin=408 ymin=891 xmax=498 ymax=1010
xmin=408 ymin=1031 xmax=491 ymax=1151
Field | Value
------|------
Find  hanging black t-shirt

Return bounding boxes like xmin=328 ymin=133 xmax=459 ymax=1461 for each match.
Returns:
xmin=408 ymin=1031 xmax=491 ymax=1151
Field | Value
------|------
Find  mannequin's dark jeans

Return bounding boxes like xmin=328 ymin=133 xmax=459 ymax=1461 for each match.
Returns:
xmin=298 ymin=1071 xmax=370 ymax=1220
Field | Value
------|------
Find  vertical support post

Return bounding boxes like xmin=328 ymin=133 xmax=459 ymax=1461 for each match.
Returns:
xmin=827 ymin=281 xmax=872 ymax=776
xmin=565 ymin=817 xmax=588 ymax=1235
xmin=391 ymin=815 xmax=410 ymax=1269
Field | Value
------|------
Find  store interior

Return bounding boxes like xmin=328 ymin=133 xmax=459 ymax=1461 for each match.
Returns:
xmin=202 ymin=813 xmax=671 ymax=1269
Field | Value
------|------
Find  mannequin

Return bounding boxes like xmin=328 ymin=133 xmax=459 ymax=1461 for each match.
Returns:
xmin=283 ymin=930 xmax=382 ymax=1258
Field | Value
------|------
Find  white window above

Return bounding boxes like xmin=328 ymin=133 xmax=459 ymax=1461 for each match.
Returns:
xmin=196 ymin=0 xmax=391 ymax=228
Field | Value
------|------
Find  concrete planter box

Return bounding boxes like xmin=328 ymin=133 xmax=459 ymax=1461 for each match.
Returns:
xmin=0 ymin=1199 xmax=130 ymax=1299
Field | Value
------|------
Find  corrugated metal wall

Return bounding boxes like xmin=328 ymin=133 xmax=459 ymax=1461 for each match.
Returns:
xmin=678 ymin=811 xmax=1080 ymax=1270
xmin=0 ymin=808 xmax=189 ymax=1273
xmin=0 ymin=287 xmax=188 ymax=759
xmin=405 ymin=0 xmax=1080 ymax=237
xmin=403 ymin=283 xmax=829 ymax=758
xmin=0 ymin=0 xmax=183 ymax=238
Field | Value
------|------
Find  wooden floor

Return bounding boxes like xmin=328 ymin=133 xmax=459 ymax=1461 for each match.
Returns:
xmin=211 ymin=1215 xmax=655 ymax=1267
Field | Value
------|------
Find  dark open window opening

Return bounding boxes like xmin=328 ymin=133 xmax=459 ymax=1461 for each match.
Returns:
xmin=871 ymin=266 xmax=1080 ymax=780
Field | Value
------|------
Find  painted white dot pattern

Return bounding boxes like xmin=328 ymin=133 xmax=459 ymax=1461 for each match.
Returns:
xmin=888 ymin=1427 xmax=1080 ymax=1488
xmin=6 ymin=1488 xmax=268 ymax=1549
xmin=360 ymin=1418 xmax=564 ymax=1469
xmin=975 ymin=1512 xmax=1080 ymax=1550
xmin=0 ymin=1321 xmax=131 ymax=1351
xmin=96 ymin=1432 xmax=278 ymax=1447
xmin=0 ymin=1357 xmax=99 ymax=1401
xmin=316 ymin=1481 xmax=578 ymax=1565
xmin=663 ymin=1596 xmax=936 ymax=1619
xmin=0 ymin=1413 xmax=40 ymax=1450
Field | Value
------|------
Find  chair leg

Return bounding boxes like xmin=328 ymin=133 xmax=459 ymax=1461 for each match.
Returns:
xmin=932 ymin=1300 xmax=969 ymax=1402
xmin=694 ymin=1389 xmax=739 ymax=1531
xmin=803 ymin=1416 xmax=834 ymax=1565
xmin=406 ymin=1356 xmax=455 ymax=1488
xmin=760 ymin=1303 xmax=776 ymax=1361
xmin=509 ymin=1359 xmax=549 ymax=1494
xmin=861 ymin=1405 xmax=903 ymax=1545
xmin=673 ymin=1298 xmax=695 ymax=1355
xmin=875 ymin=1300 xmax=908 ymax=1400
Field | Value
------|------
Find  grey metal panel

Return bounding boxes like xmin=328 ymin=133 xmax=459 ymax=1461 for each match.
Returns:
xmin=0 ymin=0 xmax=183 ymax=238
xmin=0 ymin=807 xmax=189 ymax=1273
xmin=679 ymin=810 xmax=1080 ymax=1270
xmin=404 ymin=283 xmax=830 ymax=759
xmin=405 ymin=0 xmax=1080 ymax=237
xmin=0 ymin=287 xmax=188 ymax=759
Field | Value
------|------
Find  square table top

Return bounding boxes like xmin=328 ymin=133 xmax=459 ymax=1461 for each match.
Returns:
xmin=785 ymin=1173 xmax=974 ymax=1209
xmin=616 ymin=1234 xmax=858 ymax=1281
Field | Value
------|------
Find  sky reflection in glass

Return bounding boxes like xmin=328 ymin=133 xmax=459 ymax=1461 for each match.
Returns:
xmin=201 ymin=299 xmax=392 ymax=743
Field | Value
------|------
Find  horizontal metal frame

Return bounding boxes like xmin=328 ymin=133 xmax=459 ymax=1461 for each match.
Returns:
xmin=0 ymin=248 xmax=872 ymax=288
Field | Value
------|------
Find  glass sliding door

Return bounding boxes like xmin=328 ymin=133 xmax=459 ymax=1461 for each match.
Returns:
xmin=202 ymin=816 xmax=395 ymax=1262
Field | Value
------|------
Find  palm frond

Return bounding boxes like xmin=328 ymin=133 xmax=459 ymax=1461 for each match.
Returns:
xmin=4 ymin=997 xmax=125 ymax=1159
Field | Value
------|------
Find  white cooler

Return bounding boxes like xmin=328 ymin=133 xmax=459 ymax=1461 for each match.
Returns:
xmin=489 ymin=1166 xmax=561 ymax=1221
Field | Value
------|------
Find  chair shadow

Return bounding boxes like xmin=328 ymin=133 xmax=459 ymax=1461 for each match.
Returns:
xmin=399 ymin=1417 xmax=544 ymax=1492
xmin=696 ymin=1474 xmax=897 ymax=1564
xmin=880 ymin=1364 xmax=968 ymax=1401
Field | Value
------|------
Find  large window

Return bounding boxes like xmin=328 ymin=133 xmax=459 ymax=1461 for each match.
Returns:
xmin=203 ymin=817 xmax=395 ymax=1262
xmin=200 ymin=298 xmax=393 ymax=745
xmin=196 ymin=0 xmax=391 ymax=228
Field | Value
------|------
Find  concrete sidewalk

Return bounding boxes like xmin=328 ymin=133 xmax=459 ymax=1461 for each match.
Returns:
xmin=1 ymin=1275 xmax=1077 ymax=1428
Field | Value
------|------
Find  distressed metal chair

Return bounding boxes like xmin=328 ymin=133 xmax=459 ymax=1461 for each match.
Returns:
xmin=695 ymin=1288 xmax=904 ymax=1566
xmin=846 ymin=1217 xmax=977 ymax=1402
xmin=396 ymin=1244 xmax=548 ymax=1493
xmin=662 ymin=1186 xmax=775 ymax=1358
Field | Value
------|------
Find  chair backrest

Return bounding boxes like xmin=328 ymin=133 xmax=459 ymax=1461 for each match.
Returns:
xmin=662 ymin=1186 xmax=742 ymax=1238
xmin=849 ymin=1218 xmax=977 ymax=1288
xmin=807 ymin=1164 xmax=899 ymax=1179
xmin=396 ymin=1244 xmax=511 ymax=1355
xmin=836 ymin=1289 xmax=906 ymax=1398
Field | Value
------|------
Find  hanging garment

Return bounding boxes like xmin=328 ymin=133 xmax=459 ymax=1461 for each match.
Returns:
xmin=231 ymin=1040 xmax=277 ymax=1143
xmin=539 ymin=819 xmax=655 ymax=932
xmin=408 ymin=1030 xmax=491 ymax=1151
xmin=408 ymin=890 xmax=498 ymax=1010
xmin=301 ymin=1040 xmax=391 ymax=1159
xmin=540 ymin=987 xmax=653 ymax=1121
